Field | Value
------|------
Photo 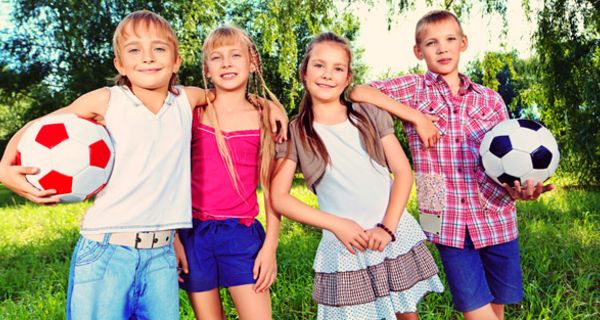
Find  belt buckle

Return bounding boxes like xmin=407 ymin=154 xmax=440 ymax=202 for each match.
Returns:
xmin=134 ymin=232 xmax=160 ymax=249
xmin=134 ymin=233 xmax=142 ymax=249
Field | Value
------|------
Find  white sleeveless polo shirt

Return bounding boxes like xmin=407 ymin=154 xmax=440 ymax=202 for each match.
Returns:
xmin=80 ymin=86 xmax=192 ymax=234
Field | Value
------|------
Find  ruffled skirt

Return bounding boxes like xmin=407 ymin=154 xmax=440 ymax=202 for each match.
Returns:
xmin=312 ymin=213 xmax=444 ymax=319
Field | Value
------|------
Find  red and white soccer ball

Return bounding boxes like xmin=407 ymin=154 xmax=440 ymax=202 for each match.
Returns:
xmin=16 ymin=113 xmax=115 ymax=202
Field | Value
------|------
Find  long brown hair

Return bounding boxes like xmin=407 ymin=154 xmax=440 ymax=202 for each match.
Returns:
xmin=201 ymin=26 xmax=284 ymax=197
xmin=112 ymin=10 xmax=180 ymax=95
xmin=296 ymin=32 xmax=379 ymax=164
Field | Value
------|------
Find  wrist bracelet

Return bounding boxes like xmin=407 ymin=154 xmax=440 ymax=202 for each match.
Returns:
xmin=376 ymin=223 xmax=396 ymax=242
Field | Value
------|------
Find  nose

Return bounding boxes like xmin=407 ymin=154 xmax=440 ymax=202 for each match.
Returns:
xmin=222 ymin=56 xmax=232 ymax=68
xmin=321 ymin=67 xmax=333 ymax=80
xmin=142 ymin=49 xmax=155 ymax=63
xmin=437 ymin=43 xmax=448 ymax=54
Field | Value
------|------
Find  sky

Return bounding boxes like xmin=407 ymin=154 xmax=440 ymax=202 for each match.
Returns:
xmin=351 ymin=0 xmax=538 ymax=78
xmin=0 ymin=0 xmax=537 ymax=78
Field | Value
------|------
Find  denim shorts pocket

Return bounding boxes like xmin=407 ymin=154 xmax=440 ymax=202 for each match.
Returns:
xmin=73 ymin=239 xmax=115 ymax=284
xmin=160 ymin=245 xmax=178 ymax=270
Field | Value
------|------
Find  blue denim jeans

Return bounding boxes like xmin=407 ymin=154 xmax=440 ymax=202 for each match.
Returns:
xmin=66 ymin=234 xmax=179 ymax=320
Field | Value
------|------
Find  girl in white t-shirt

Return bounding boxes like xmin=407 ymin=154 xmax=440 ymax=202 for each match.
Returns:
xmin=271 ymin=32 xmax=444 ymax=320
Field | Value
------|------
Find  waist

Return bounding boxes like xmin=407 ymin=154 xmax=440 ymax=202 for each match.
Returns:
xmin=83 ymin=230 xmax=175 ymax=249
xmin=193 ymin=212 xmax=256 ymax=227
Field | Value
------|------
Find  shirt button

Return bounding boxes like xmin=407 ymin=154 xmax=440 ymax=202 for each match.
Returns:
xmin=457 ymin=168 xmax=462 ymax=173
xmin=455 ymin=138 xmax=460 ymax=143
xmin=460 ymin=198 xmax=466 ymax=204
xmin=453 ymin=109 xmax=458 ymax=114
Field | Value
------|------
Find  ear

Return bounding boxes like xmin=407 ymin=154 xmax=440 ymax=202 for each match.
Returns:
xmin=346 ymin=73 xmax=353 ymax=87
xmin=173 ymin=55 xmax=182 ymax=73
xmin=460 ymin=34 xmax=469 ymax=52
xmin=114 ymin=57 xmax=126 ymax=75
xmin=413 ymin=44 xmax=424 ymax=60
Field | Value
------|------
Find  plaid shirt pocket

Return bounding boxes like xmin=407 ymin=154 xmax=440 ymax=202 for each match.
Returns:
xmin=416 ymin=100 xmax=448 ymax=136
xmin=465 ymin=105 xmax=499 ymax=144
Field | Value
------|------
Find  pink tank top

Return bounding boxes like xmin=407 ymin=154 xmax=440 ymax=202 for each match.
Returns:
xmin=191 ymin=109 xmax=260 ymax=225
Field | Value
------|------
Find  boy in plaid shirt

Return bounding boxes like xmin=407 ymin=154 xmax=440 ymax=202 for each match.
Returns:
xmin=350 ymin=10 xmax=554 ymax=320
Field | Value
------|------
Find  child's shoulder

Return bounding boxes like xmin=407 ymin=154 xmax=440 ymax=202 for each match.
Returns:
xmin=374 ymin=73 xmax=425 ymax=88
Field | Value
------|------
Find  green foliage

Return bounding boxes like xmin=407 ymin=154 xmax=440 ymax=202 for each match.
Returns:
xmin=532 ymin=0 xmax=600 ymax=184
xmin=0 ymin=0 xmax=363 ymax=149
xmin=1 ymin=182 xmax=598 ymax=318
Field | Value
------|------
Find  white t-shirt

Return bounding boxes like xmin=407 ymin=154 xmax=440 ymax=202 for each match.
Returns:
xmin=313 ymin=119 xmax=392 ymax=229
xmin=80 ymin=86 xmax=192 ymax=234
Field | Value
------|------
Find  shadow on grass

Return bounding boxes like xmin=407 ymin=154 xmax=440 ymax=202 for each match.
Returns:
xmin=0 ymin=185 xmax=28 ymax=208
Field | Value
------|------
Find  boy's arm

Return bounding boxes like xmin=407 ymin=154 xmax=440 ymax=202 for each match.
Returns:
xmin=0 ymin=88 xmax=109 ymax=204
xmin=252 ymin=193 xmax=281 ymax=293
xmin=350 ymin=84 xmax=440 ymax=148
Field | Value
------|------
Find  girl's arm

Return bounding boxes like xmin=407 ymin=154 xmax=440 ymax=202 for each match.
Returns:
xmin=366 ymin=133 xmax=414 ymax=251
xmin=252 ymin=193 xmax=281 ymax=293
xmin=350 ymin=84 xmax=440 ymax=148
xmin=0 ymin=88 xmax=109 ymax=204
xmin=270 ymin=158 xmax=369 ymax=254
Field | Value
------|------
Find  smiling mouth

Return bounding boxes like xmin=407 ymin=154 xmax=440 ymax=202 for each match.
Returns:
xmin=220 ymin=73 xmax=238 ymax=79
xmin=316 ymin=83 xmax=335 ymax=88
xmin=138 ymin=68 xmax=162 ymax=73
xmin=438 ymin=58 xmax=452 ymax=64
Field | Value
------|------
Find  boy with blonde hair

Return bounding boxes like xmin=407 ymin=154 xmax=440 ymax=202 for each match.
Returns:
xmin=350 ymin=10 xmax=553 ymax=320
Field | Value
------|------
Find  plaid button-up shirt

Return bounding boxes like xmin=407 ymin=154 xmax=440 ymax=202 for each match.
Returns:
xmin=371 ymin=71 xmax=517 ymax=249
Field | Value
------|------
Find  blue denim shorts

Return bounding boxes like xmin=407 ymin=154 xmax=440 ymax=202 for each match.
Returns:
xmin=435 ymin=232 xmax=523 ymax=312
xmin=178 ymin=218 xmax=265 ymax=292
xmin=66 ymin=234 xmax=179 ymax=320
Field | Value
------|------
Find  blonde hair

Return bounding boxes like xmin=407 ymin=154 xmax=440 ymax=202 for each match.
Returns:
xmin=112 ymin=10 xmax=180 ymax=94
xmin=201 ymin=25 xmax=284 ymax=197
xmin=415 ymin=10 xmax=464 ymax=45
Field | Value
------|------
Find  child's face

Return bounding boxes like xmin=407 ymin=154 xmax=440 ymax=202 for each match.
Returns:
xmin=205 ymin=42 xmax=254 ymax=92
xmin=114 ymin=23 xmax=181 ymax=92
xmin=303 ymin=42 xmax=351 ymax=105
xmin=413 ymin=18 xmax=468 ymax=77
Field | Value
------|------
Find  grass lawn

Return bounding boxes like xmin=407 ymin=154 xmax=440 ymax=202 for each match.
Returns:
xmin=0 ymin=180 xmax=598 ymax=319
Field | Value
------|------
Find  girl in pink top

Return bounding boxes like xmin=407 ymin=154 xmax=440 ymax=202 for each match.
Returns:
xmin=174 ymin=26 xmax=283 ymax=320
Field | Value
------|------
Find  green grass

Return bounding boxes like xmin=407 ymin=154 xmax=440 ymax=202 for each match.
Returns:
xmin=0 ymin=180 xmax=598 ymax=319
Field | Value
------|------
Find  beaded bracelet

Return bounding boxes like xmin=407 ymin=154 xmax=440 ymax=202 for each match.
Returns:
xmin=376 ymin=223 xmax=396 ymax=242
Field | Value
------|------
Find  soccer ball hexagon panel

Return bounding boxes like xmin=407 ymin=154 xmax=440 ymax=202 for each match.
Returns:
xmin=17 ymin=113 xmax=115 ymax=202
xmin=479 ymin=119 xmax=559 ymax=187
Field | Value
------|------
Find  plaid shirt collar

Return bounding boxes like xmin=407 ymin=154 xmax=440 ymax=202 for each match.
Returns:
xmin=424 ymin=70 xmax=484 ymax=95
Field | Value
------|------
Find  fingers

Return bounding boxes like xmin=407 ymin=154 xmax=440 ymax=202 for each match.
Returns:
xmin=17 ymin=166 xmax=40 ymax=175
xmin=502 ymin=183 xmax=517 ymax=200
xmin=424 ymin=114 xmax=439 ymax=122
xmin=543 ymin=183 xmax=555 ymax=193
xmin=344 ymin=242 xmax=357 ymax=255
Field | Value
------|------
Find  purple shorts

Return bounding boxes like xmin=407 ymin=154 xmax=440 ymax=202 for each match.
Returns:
xmin=178 ymin=218 xmax=265 ymax=292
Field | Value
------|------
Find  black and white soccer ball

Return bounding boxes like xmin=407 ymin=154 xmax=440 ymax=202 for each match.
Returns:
xmin=479 ymin=119 xmax=559 ymax=187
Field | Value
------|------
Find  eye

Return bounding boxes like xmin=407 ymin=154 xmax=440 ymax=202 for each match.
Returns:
xmin=127 ymin=48 xmax=140 ymax=54
xmin=425 ymin=41 xmax=434 ymax=47
xmin=448 ymin=37 xmax=457 ymax=41
xmin=210 ymin=55 xmax=221 ymax=61
xmin=233 ymin=53 xmax=242 ymax=58
xmin=335 ymin=67 xmax=346 ymax=72
xmin=313 ymin=63 xmax=323 ymax=68
xmin=154 ymin=47 xmax=167 ymax=52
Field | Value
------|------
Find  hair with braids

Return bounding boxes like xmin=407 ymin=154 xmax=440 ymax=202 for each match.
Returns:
xmin=112 ymin=10 xmax=180 ymax=95
xmin=200 ymin=25 xmax=284 ymax=197
xmin=296 ymin=32 xmax=380 ymax=164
